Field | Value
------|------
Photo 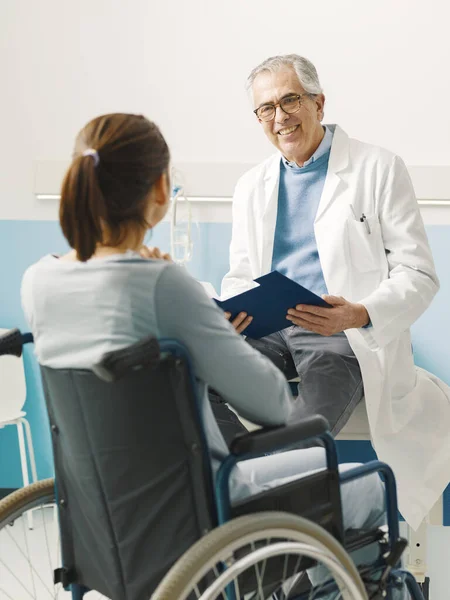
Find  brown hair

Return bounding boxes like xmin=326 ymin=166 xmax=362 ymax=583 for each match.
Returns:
xmin=60 ymin=113 xmax=170 ymax=261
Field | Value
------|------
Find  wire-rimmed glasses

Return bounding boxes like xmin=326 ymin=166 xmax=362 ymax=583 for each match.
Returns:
xmin=253 ymin=93 xmax=314 ymax=122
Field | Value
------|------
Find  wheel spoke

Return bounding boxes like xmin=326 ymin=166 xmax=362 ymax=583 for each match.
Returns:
xmin=282 ymin=554 xmax=303 ymax=599
xmin=250 ymin=542 xmax=265 ymax=599
xmin=257 ymin=538 xmax=271 ymax=595
xmin=279 ymin=552 xmax=290 ymax=600
xmin=2 ymin=521 xmax=55 ymax=598
xmin=0 ymin=482 xmax=69 ymax=600
xmin=0 ymin=557 xmax=36 ymax=599
xmin=40 ymin=504 xmax=57 ymax=598
xmin=211 ymin=565 xmax=228 ymax=600
xmin=233 ymin=575 xmax=241 ymax=600
xmin=20 ymin=508 xmax=39 ymax=598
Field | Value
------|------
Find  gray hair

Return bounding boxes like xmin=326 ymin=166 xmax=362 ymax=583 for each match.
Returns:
xmin=246 ymin=54 xmax=323 ymax=95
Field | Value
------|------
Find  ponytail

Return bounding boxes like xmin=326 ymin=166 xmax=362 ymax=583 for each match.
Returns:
xmin=59 ymin=113 xmax=170 ymax=261
xmin=59 ymin=154 xmax=107 ymax=262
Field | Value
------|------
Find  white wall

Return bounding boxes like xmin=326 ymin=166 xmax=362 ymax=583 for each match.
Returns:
xmin=1 ymin=0 xmax=450 ymax=220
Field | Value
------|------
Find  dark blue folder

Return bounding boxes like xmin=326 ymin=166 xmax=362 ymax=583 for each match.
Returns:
xmin=215 ymin=271 xmax=330 ymax=339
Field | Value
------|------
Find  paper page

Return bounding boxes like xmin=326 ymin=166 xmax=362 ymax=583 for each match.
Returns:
xmin=199 ymin=281 xmax=219 ymax=299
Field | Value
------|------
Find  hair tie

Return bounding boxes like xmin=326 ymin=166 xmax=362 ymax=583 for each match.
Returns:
xmin=82 ymin=148 xmax=100 ymax=167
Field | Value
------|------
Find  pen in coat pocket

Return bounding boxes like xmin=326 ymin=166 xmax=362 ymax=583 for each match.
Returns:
xmin=349 ymin=205 xmax=371 ymax=234
xmin=360 ymin=213 xmax=371 ymax=234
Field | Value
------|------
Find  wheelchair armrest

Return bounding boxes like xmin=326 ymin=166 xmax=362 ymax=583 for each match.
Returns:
xmin=229 ymin=415 xmax=329 ymax=456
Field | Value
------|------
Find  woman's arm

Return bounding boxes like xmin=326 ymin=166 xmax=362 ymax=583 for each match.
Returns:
xmin=154 ymin=265 xmax=293 ymax=427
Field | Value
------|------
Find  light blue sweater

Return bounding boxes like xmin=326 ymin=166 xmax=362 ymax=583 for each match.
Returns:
xmin=271 ymin=127 xmax=333 ymax=297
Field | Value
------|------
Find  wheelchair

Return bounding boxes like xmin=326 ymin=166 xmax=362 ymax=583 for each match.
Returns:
xmin=0 ymin=328 xmax=426 ymax=600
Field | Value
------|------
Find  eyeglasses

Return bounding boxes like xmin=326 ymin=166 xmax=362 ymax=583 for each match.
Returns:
xmin=253 ymin=93 xmax=314 ymax=122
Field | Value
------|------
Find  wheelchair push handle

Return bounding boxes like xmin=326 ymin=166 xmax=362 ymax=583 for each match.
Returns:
xmin=0 ymin=328 xmax=33 ymax=357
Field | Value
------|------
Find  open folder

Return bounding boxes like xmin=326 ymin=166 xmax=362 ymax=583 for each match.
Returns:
xmin=214 ymin=271 xmax=330 ymax=339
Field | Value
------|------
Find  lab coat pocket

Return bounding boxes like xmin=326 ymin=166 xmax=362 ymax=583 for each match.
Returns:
xmin=346 ymin=215 xmax=384 ymax=272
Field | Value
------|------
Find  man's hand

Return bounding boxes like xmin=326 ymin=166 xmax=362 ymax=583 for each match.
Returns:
xmin=224 ymin=311 xmax=253 ymax=334
xmin=286 ymin=295 xmax=370 ymax=336
xmin=139 ymin=246 xmax=172 ymax=261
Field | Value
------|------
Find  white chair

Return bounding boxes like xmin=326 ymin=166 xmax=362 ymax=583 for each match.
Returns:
xmin=0 ymin=328 xmax=38 ymax=526
xmin=335 ymin=398 xmax=370 ymax=440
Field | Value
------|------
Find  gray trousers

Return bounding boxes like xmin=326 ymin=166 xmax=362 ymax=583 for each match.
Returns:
xmin=246 ymin=326 xmax=364 ymax=435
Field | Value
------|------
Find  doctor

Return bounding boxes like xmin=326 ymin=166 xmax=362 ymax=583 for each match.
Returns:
xmin=222 ymin=54 xmax=450 ymax=528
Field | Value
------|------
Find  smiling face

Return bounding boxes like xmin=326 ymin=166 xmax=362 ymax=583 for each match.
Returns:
xmin=252 ymin=67 xmax=325 ymax=166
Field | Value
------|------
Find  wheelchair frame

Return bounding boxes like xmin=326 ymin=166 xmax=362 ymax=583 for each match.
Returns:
xmin=0 ymin=328 xmax=425 ymax=600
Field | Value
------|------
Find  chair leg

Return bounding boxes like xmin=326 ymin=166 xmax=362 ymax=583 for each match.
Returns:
xmin=16 ymin=420 xmax=33 ymax=529
xmin=403 ymin=569 xmax=428 ymax=599
xmin=21 ymin=417 xmax=38 ymax=483
xmin=405 ymin=518 xmax=428 ymax=584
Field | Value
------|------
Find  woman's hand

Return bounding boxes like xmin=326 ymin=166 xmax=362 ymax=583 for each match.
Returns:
xmin=224 ymin=311 xmax=253 ymax=334
xmin=139 ymin=246 xmax=172 ymax=261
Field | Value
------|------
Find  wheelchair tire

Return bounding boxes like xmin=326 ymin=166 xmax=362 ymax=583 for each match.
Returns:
xmin=0 ymin=478 xmax=55 ymax=527
xmin=153 ymin=511 xmax=368 ymax=600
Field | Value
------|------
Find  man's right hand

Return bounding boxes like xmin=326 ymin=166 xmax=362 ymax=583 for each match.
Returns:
xmin=224 ymin=311 xmax=253 ymax=334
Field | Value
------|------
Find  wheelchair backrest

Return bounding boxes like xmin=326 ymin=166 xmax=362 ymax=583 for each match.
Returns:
xmin=40 ymin=337 xmax=215 ymax=600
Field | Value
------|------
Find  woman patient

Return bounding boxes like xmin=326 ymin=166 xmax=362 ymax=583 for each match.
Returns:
xmin=21 ymin=113 xmax=396 ymax=595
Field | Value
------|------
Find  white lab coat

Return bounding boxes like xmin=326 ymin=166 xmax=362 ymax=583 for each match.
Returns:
xmin=222 ymin=124 xmax=450 ymax=529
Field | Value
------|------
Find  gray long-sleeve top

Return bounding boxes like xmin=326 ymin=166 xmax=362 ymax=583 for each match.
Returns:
xmin=21 ymin=253 xmax=293 ymax=501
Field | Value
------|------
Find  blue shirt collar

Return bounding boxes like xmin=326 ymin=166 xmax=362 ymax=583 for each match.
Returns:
xmin=282 ymin=125 xmax=333 ymax=169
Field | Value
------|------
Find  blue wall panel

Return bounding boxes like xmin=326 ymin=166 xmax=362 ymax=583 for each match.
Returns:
xmin=0 ymin=220 xmax=449 ymax=521
xmin=411 ymin=226 xmax=450 ymax=385
xmin=0 ymin=221 xmax=70 ymax=487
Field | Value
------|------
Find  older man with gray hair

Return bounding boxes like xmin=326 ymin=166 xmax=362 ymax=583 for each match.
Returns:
xmin=218 ymin=55 xmax=449 ymax=532
xmin=222 ymin=54 xmax=373 ymax=434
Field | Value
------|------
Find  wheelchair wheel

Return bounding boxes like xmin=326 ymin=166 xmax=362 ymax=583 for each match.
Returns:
xmin=0 ymin=479 xmax=107 ymax=599
xmin=153 ymin=511 xmax=368 ymax=600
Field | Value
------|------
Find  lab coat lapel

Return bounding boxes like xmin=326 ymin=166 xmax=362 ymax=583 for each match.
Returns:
xmin=315 ymin=125 xmax=349 ymax=223
xmin=260 ymin=155 xmax=281 ymax=273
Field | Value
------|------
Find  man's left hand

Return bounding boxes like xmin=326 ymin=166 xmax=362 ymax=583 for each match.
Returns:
xmin=286 ymin=295 xmax=370 ymax=336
